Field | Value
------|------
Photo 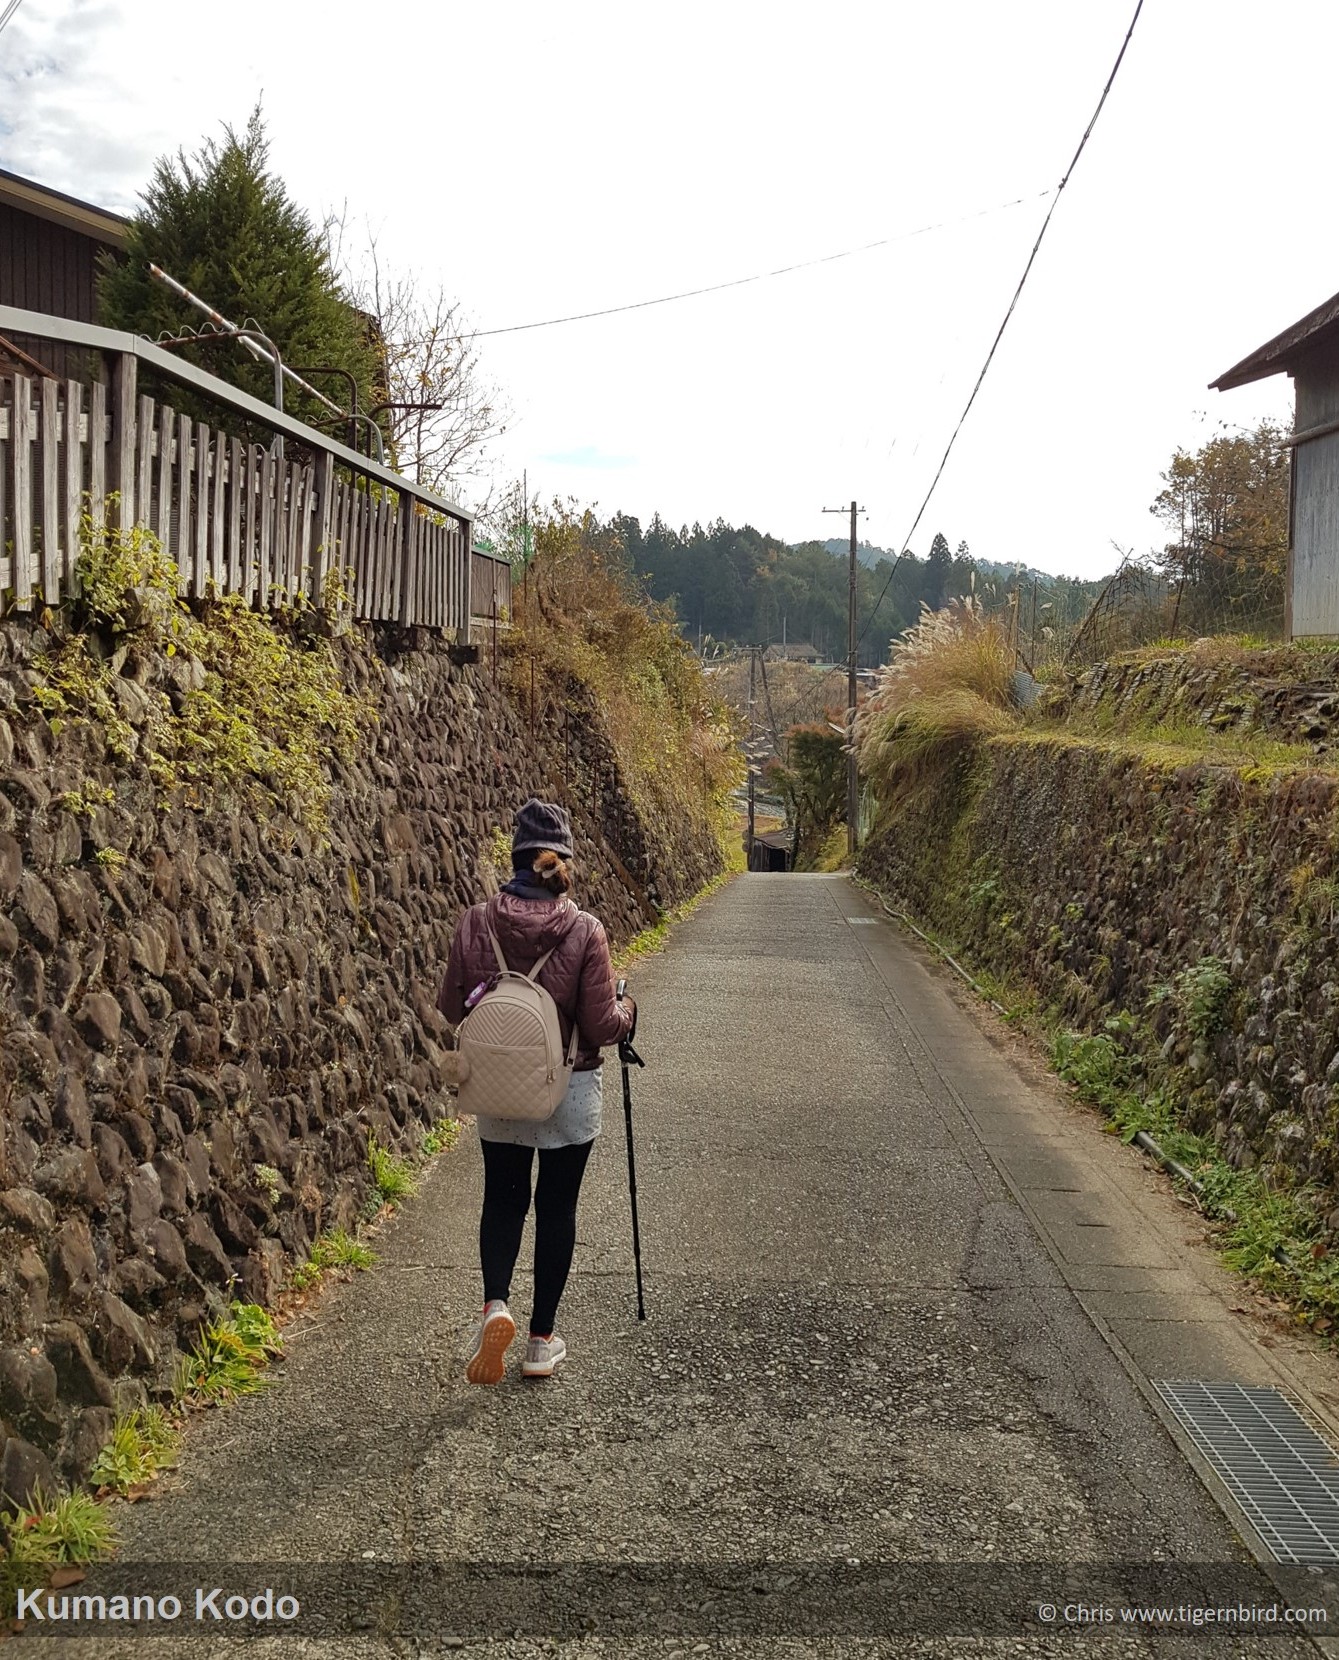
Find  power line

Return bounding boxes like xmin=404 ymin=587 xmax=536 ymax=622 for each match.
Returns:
xmin=857 ymin=0 xmax=1146 ymax=649
xmin=0 ymin=0 xmax=27 ymax=35
xmin=473 ymin=190 xmax=1051 ymax=339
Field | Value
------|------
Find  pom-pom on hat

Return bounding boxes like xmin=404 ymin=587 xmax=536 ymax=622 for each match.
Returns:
xmin=511 ymin=798 xmax=574 ymax=862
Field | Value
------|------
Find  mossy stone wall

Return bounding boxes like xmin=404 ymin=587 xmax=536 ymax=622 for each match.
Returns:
xmin=858 ymin=733 xmax=1339 ymax=1189
xmin=0 ymin=617 xmax=720 ymax=1503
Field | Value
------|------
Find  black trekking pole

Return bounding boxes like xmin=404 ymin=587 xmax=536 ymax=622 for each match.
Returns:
xmin=615 ymin=979 xmax=646 ymax=1321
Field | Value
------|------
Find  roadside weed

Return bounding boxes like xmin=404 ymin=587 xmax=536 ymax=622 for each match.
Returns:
xmin=2 ymin=1485 xmax=117 ymax=1567
xmin=89 ymin=1407 xmax=181 ymax=1496
xmin=421 ymin=1119 xmax=460 ymax=1157
xmin=292 ymin=1228 xmax=376 ymax=1289
xmin=367 ymin=1135 xmax=417 ymax=1206
xmin=173 ymin=1301 xmax=282 ymax=1404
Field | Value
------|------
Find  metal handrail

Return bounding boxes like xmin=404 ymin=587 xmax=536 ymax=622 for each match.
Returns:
xmin=155 ymin=323 xmax=285 ymax=413
xmin=0 ymin=303 xmax=473 ymax=529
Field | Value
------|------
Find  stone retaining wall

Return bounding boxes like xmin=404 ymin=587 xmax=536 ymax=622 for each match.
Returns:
xmin=1041 ymin=647 xmax=1339 ymax=753
xmin=858 ymin=733 xmax=1339 ymax=1195
xmin=0 ymin=618 xmax=720 ymax=1505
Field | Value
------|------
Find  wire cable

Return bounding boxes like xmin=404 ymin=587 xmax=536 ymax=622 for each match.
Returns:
xmin=857 ymin=0 xmax=1146 ymax=649
xmin=473 ymin=190 xmax=1051 ymax=338
xmin=0 ymin=0 xmax=27 ymax=35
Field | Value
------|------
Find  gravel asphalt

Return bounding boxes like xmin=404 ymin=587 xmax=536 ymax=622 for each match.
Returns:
xmin=24 ymin=874 xmax=1333 ymax=1657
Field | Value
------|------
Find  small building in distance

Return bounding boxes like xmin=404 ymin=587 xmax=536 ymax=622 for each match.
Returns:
xmin=764 ymin=641 xmax=820 ymax=665
xmin=1213 ymin=291 xmax=1339 ymax=637
xmin=748 ymin=826 xmax=792 ymax=872
xmin=0 ymin=168 xmax=128 ymax=380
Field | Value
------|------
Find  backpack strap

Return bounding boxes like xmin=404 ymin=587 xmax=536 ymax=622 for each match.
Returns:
xmin=487 ymin=928 xmax=558 ymax=983
xmin=489 ymin=925 xmax=580 ymax=1066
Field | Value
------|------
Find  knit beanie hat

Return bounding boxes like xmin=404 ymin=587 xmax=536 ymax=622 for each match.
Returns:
xmin=511 ymin=798 xmax=574 ymax=861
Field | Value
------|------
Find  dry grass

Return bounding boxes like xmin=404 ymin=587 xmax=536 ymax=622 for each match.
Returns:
xmin=509 ymin=506 xmax=742 ymax=849
xmin=856 ymin=600 xmax=1020 ymax=797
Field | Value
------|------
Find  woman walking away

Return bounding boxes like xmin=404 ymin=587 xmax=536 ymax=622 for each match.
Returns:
xmin=438 ymin=799 xmax=635 ymax=1384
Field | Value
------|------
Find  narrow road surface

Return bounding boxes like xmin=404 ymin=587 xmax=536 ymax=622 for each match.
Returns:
xmin=50 ymin=875 xmax=1334 ymax=1656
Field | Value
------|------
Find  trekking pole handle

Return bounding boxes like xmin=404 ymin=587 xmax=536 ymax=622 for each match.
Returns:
xmin=615 ymin=979 xmax=643 ymax=1065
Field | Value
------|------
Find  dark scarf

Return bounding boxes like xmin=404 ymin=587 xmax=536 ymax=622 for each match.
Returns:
xmin=502 ymin=871 xmax=557 ymax=900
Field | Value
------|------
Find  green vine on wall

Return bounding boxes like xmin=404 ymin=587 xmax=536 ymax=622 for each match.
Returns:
xmin=32 ymin=512 xmax=373 ymax=836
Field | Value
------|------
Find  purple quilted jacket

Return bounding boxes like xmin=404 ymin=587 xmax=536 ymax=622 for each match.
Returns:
xmin=437 ymin=892 xmax=632 ymax=1071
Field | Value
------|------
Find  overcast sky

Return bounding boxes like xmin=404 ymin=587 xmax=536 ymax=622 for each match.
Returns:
xmin=1 ymin=0 xmax=1328 ymax=578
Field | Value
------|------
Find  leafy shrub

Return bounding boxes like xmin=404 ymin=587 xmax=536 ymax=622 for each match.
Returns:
xmin=766 ymin=723 xmax=847 ymax=868
xmin=1050 ymin=1028 xmax=1134 ymax=1114
xmin=1148 ymin=956 xmax=1234 ymax=1044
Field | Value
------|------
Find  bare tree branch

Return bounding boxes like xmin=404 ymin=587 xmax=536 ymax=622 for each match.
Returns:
xmin=339 ymin=230 xmax=510 ymax=504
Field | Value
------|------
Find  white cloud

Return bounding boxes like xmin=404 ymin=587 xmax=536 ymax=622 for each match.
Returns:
xmin=0 ymin=0 xmax=1322 ymax=577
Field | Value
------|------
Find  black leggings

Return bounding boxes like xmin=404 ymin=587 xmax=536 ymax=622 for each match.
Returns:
xmin=479 ymin=1139 xmax=595 ymax=1336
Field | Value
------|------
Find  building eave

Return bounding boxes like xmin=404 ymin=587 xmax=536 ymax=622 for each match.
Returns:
xmin=0 ymin=167 xmax=129 ymax=247
xmin=1212 ymin=287 xmax=1339 ymax=391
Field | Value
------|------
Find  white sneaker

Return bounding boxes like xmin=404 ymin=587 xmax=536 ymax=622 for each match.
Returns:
xmin=522 ymin=1333 xmax=567 ymax=1378
xmin=465 ymin=1300 xmax=517 ymax=1385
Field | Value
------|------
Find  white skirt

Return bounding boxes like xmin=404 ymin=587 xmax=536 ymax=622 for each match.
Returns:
xmin=473 ymin=1065 xmax=603 ymax=1151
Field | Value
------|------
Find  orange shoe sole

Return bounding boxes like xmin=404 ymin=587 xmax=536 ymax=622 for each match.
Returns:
xmin=466 ymin=1310 xmax=517 ymax=1385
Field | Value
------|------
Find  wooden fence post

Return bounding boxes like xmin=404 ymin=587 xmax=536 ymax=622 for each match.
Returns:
xmin=136 ymin=395 xmax=154 ymax=532
xmin=463 ymin=532 xmax=474 ymax=636
xmin=156 ymin=403 xmax=174 ymax=556
xmin=12 ymin=374 xmax=33 ymax=608
xmin=40 ymin=377 xmax=60 ymax=603
xmin=398 ymin=500 xmax=418 ymax=624
xmin=63 ymin=379 xmax=83 ymax=592
xmin=194 ymin=418 xmax=210 ymax=596
xmin=210 ymin=432 xmax=225 ymax=593
xmin=258 ymin=446 xmax=274 ymax=607
xmin=177 ymin=410 xmax=194 ymax=594
xmin=227 ymin=436 xmax=243 ymax=595
xmin=88 ymin=379 xmax=107 ymax=531
xmin=109 ymin=351 xmax=137 ymax=529
xmin=312 ymin=450 xmax=335 ymax=607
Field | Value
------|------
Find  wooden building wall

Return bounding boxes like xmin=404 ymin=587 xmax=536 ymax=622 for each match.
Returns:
xmin=1291 ymin=349 xmax=1339 ymax=637
xmin=0 ymin=202 xmax=112 ymax=382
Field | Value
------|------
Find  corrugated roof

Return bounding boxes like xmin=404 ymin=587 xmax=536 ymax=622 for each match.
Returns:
xmin=0 ymin=167 xmax=129 ymax=246
xmin=1212 ymin=287 xmax=1339 ymax=391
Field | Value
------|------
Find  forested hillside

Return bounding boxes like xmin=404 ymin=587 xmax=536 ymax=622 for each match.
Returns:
xmin=586 ymin=514 xmax=1112 ymax=665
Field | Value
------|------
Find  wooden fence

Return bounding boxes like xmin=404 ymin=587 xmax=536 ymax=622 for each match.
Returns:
xmin=0 ymin=304 xmax=511 ymax=628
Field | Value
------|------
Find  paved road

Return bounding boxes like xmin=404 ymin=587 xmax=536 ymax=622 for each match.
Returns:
xmin=40 ymin=875 xmax=1334 ymax=1656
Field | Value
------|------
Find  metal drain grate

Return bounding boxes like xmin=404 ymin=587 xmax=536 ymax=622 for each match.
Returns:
xmin=1154 ymin=1380 xmax=1339 ymax=1564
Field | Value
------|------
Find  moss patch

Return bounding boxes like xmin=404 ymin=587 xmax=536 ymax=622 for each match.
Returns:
xmin=33 ymin=515 xmax=373 ymax=835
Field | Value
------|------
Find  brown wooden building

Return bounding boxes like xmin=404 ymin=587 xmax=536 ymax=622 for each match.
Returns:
xmin=1214 ymin=291 xmax=1339 ymax=638
xmin=0 ymin=168 xmax=127 ymax=379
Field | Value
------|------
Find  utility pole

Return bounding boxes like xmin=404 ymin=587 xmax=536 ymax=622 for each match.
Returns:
xmin=746 ymin=646 xmax=757 ymax=868
xmin=823 ymin=499 xmax=866 ymax=856
xmin=757 ymin=644 xmax=780 ymax=753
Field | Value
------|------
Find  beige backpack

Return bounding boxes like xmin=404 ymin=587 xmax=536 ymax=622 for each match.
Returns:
xmin=454 ymin=929 xmax=579 ymax=1122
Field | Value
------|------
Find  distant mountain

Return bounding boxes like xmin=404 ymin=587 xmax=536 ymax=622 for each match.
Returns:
xmin=817 ymin=538 xmax=1114 ymax=593
xmin=820 ymin=538 xmax=894 ymax=571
